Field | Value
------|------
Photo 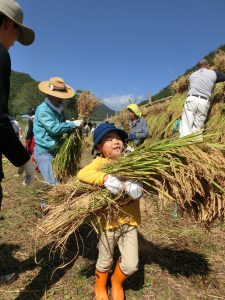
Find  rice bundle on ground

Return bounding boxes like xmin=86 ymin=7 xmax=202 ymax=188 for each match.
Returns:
xmin=38 ymin=135 xmax=225 ymax=252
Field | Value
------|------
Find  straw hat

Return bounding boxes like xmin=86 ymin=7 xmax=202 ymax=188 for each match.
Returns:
xmin=38 ymin=77 xmax=75 ymax=99
xmin=0 ymin=0 xmax=35 ymax=45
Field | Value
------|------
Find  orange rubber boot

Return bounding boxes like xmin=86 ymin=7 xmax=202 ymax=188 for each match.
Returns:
xmin=111 ymin=260 xmax=128 ymax=300
xmin=95 ymin=270 xmax=109 ymax=300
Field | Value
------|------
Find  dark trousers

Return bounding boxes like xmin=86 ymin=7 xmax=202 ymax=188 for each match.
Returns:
xmin=0 ymin=122 xmax=30 ymax=208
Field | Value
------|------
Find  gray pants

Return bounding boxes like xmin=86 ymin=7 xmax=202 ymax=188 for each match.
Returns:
xmin=96 ymin=224 xmax=138 ymax=276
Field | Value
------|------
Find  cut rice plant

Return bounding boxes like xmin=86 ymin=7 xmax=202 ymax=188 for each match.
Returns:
xmin=38 ymin=134 xmax=225 ymax=253
xmin=111 ymin=108 xmax=130 ymax=133
xmin=53 ymin=128 xmax=83 ymax=180
xmin=213 ymin=50 xmax=225 ymax=73
xmin=77 ymin=91 xmax=100 ymax=120
xmin=170 ymin=74 xmax=190 ymax=93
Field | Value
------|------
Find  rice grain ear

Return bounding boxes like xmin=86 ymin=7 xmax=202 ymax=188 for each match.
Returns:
xmin=77 ymin=91 xmax=100 ymax=120
xmin=170 ymin=74 xmax=190 ymax=94
xmin=37 ymin=135 xmax=225 ymax=255
xmin=212 ymin=50 xmax=225 ymax=73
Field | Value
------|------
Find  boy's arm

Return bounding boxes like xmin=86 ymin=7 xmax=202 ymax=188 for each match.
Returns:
xmin=77 ymin=158 xmax=143 ymax=199
xmin=77 ymin=158 xmax=124 ymax=194
xmin=77 ymin=159 xmax=108 ymax=185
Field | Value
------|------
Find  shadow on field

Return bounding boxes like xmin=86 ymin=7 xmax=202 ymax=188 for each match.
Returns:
xmin=124 ymin=232 xmax=211 ymax=291
xmin=0 ymin=240 xmax=78 ymax=300
xmin=0 ymin=225 xmax=98 ymax=300
xmin=79 ymin=230 xmax=211 ymax=292
xmin=1 ymin=225 xmax=210 ymax=299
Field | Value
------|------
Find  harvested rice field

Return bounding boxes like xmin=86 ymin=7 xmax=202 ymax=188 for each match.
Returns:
xmin=0 ymin=147 xmax=224 ymax=300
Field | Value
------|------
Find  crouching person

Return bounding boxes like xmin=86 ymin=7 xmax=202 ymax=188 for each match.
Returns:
xmin=77 ymin=123 xmax=142 ymax=300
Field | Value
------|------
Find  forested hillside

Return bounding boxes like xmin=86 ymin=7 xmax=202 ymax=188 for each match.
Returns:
xmin=9 ymin=73 xmax=115 ymax=120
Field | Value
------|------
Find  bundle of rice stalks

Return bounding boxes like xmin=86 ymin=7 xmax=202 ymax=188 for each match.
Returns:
xmin=108 ymin=109 xmax=130 ymax=133
xmin=38 ymin=134 xmax=225 ymax=252
xmin=205 ymin=101 xmax=225 ymax=143
xmin=142 ymin=98 xmax=171 ymax=116
xmin=162 ymin=94 xmax=185 ymax=138
xmin=53 ymin=128 xmax=83 ymax=180
xmin=143 ymin=95 xmax=185 ymax=142
xmin=213 ymin=50 xmax=225 ymax=73
xmin=77 ymin=91 xmax=100 ymax=120
xmin=170 ymin=74 xmax=189 ymax=93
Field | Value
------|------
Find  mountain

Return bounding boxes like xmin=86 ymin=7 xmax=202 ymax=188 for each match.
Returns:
xmin=91 ymin=103 xmax=115 ymax=121
xmin=9 ymin=71 xmax=115 ymax=120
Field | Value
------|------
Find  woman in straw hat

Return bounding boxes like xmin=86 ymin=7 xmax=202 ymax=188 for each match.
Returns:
xmin=0 ymin=0 xmax=35 ymax=285
xmin=34 ymin=77 xmax=83 ymax=185
xmin=127 ymin=104 xmax=148 ymax=146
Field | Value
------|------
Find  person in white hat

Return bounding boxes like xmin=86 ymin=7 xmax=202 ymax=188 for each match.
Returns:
xmin=0 ymin=0 xmax=35 ymax=285
xmin=33 ymin=77 xmax=83 ymax=185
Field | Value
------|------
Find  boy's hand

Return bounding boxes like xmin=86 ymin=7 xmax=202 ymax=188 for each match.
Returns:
xmin=124 ymin=180 xmax=142 ymax=200
xmin=104 ymin=175 xmax=123 ymax=195
xmin=124 ymin=145 xmax=134 ymax=153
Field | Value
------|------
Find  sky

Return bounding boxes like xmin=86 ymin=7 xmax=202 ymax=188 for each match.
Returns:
xmin=10 ymin=0 xmax=225 ymax=111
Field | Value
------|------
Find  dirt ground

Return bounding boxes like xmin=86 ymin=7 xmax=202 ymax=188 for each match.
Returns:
xmin=0 ymin=149 xmax=224 ymax=300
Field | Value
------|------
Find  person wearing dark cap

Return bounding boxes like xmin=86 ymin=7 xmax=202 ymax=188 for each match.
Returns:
xmin=0 ymin=0 xmax=35 ymax=285
xmin=179 ymin=59 xmax=225 ymax=137
xmin=77 ymin=123 xmax=142 ymax=300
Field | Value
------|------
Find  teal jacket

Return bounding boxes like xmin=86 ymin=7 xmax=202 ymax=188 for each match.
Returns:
xmin=33 ymin=100 xmax=75 ymax=153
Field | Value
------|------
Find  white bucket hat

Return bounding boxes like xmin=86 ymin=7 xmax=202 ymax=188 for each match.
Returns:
xmin=0 ymin=0 xmax=35 ymax=45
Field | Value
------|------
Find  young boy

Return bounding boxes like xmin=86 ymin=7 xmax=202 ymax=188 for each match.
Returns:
xmin=77 ymin=122 xmax=142 ymax=300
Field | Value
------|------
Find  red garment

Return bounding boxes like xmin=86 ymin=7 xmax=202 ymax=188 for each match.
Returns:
xmin=25 ymin=116 xmax=35 ymax=154
xmin=26 ymin=136 xmax=35 ymax=154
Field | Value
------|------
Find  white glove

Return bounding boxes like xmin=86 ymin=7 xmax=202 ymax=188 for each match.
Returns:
xmin=124 ymin=145 xmax=134 ymax=153
xmin=104 ymin=175 xmax=123 ymax=195
xmin=72 ymin=120 xmax=84 ymax=127
xmin=19 ymin=159 xmax=34 ymax=186
xmin=124 ymin=180 xmax=143 ymax=200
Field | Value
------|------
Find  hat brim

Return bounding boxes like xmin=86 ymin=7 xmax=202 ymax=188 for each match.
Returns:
xmin=2 ymin=12 xmax=35 ymax=46
xmin=16 ymin=22 xmax=35 ymax=45
xmin=94 ymin=128 xmax=128 ymax=148
xmin=38 ymin=81 xmax=75 ymax=99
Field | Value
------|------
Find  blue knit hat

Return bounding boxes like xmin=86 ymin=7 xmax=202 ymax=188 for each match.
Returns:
xmin=93 ymin=123 xmax=128 ymax=148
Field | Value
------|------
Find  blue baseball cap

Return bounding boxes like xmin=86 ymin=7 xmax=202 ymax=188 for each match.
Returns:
xmin=93 ymin=123 xmax=128 ymax=148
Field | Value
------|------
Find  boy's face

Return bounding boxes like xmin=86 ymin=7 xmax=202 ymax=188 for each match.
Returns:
xmin=96 ymin=131 xmax=124 ymax=159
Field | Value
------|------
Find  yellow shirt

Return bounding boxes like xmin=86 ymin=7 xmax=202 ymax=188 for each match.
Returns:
xmin=77 ymin=157 xmax=141 ymax=229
